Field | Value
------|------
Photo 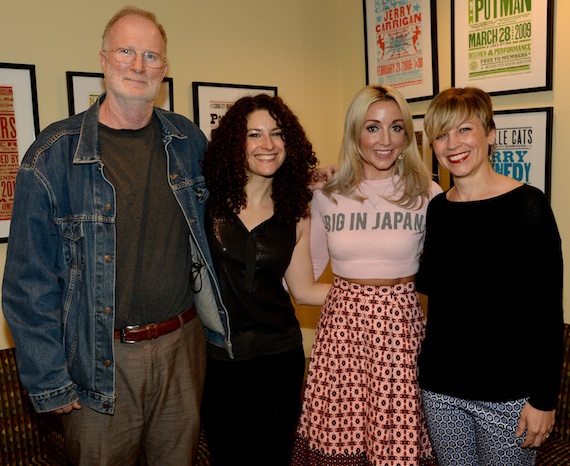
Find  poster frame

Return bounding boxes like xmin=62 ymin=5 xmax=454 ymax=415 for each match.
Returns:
xmin=451 ymin=1 xmax=554 ymax=96
xmin=0 ymin=62 xmax=40 ymax=242
xmin=412 ymin=114 xmax=453 ymax=190
xmin=66 ymin=71 xmax=174 ymax=115
xmin=493 ymin=107 xmax=553 ymax=200
xmin=192 ymin=81 xmax=277 ymax=140
xmin=364 ymin=0 xmax=439 ymax=102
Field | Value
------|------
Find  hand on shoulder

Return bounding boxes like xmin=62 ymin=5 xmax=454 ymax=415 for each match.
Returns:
xmin=309 ymin=165 xmax=338 ymax=191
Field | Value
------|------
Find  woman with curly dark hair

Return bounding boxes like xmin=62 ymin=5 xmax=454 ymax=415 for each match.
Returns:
xmin=201 ymin=94 xmax=331 ymax=466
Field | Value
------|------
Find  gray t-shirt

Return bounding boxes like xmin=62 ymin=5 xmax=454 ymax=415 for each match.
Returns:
xmin=99 ymin=116 xmax=194 ymax=328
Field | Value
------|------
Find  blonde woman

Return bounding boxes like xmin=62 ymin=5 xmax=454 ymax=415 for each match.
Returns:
xmin=292 ymin=85 xmax=441 ymax=466
xmin=417 ymin=87 xmax=563 ymax=466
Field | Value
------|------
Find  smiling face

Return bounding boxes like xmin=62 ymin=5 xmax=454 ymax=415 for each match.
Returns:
xmin=431 ymin=116 xmax=496 ymax=180
xmin=99 ymin=14 xmax=167 ymax=104
xmin=245 ymin=109 xmax=286 ymax=180
xmin=358 ymin=99 xmax=406 ymax=180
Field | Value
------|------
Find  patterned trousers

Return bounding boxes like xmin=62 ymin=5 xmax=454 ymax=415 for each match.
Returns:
xmin=422 ymin=390 xmax=537 ymax=466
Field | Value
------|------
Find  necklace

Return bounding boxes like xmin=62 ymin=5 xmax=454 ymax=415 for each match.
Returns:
xmin=368 ymin=194 xmax=383 ymax=209
xmin=365 ymin=179 xmax=393 ymax=209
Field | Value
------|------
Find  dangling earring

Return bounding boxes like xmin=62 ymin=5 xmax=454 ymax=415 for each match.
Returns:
xmin=396 ymin=154 xmax=405 ymax=175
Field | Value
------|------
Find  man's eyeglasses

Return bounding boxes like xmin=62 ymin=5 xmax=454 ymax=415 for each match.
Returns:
xmin=105 ymin=48 xmax=166 ymax=69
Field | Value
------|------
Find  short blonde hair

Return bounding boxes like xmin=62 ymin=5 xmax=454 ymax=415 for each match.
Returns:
xmin=324 ymin=85 xmax=432 ymax=209
xmin=102 ymin=6 xmax=167 ymax=54
xmin=424 ymin=87 xmax=495 ymax=143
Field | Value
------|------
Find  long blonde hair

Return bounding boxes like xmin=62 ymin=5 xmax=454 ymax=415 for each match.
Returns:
xmin=324 ymin=85 xmax=432 ymax=209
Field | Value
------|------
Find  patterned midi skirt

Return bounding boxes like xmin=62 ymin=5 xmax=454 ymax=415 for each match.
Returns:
xmin=291 ymin=277 xmax=436 ymax=466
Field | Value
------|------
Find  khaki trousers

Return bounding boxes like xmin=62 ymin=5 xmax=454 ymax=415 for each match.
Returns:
xmin=63 ymin=316 xmax=206 ymax=466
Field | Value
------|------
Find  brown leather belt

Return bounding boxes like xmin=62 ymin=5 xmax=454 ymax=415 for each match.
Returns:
xmin=114 ymin=305 xmax=197 ymax=344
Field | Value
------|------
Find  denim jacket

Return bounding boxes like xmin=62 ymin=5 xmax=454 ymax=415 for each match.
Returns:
xmin=2 ymin=95 xmax=232 ymax=414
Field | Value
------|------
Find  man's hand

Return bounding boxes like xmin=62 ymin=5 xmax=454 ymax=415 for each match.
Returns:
xmin=309 ymin=165 xmax=338 ymax=191
xmin=516 ymin=402 xmax=555 ymax=448
xmin=54 ymin=401 xmax=82 ymax=415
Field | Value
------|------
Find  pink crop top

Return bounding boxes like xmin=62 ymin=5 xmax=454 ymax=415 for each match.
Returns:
xmin=310 ymin=178 xmax=442 ymax=280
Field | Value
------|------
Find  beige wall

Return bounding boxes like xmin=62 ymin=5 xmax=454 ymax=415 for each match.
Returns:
xmin=0 ymin=1 xmax=568 ymax=351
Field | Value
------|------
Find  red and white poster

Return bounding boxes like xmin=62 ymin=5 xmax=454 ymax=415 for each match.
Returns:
xmin=0 ymin=86 xmax=19 ymax=221
xmin=0 ymin=63 xmax=39 ymax=240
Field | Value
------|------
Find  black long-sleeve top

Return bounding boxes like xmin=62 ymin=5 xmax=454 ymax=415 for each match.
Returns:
xmin=417 ymin=185 xmax=564 ymax=411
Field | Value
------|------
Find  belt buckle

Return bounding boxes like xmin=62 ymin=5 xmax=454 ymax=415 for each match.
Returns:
xmin=120 ymin=325 xmax=140 ymax=344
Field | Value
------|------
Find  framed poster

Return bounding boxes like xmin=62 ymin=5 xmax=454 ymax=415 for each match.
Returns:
xmin=0 ymin=63 xmax=40 ymax=242
xmin=493 ymin=107 xmax=553 ymax=200
xmin=66 ymin=71 xmax=174 ymax=115
xmin=452 ymin=1 xmax=553 ymax=95
xmin=364 ymin=0 xmax=439 ymax=101
xmin=412 ymin=115 xmax=430 ymax=166
xmin=192 ymin=82 xmax=277 ymax=140
xmin=412 ymin=114 xmax=452 ymax=190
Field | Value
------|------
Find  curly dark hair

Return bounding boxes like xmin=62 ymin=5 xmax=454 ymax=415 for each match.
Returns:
xmin=203 ymin=94 xmax=317 ymax=226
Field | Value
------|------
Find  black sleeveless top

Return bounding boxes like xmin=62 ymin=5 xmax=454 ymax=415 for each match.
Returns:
xmin=205 ymin=205 xmax=302 ymax=361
